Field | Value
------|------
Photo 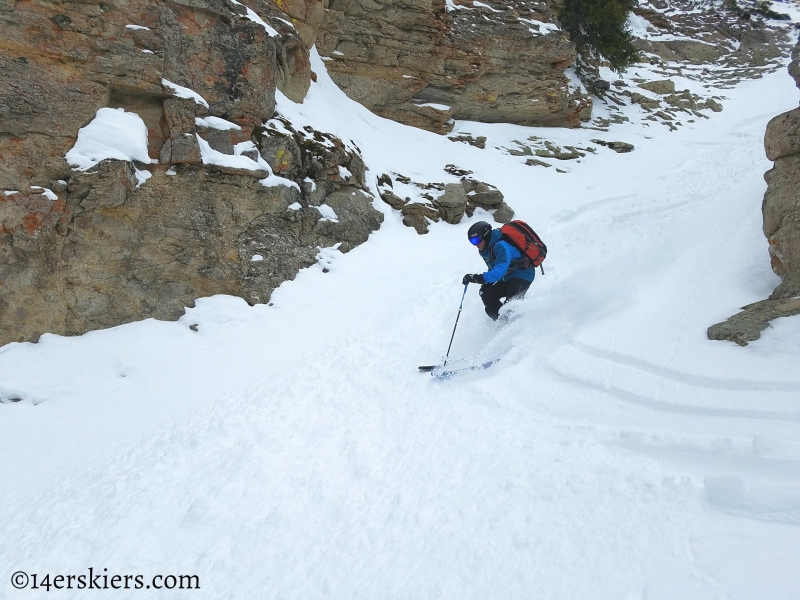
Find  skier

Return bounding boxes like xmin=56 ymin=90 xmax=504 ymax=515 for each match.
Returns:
xmin=462 ymin=221 xmax=534 ymax=320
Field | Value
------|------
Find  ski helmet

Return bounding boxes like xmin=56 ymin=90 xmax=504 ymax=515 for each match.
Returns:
xmin=467 ymin=221 xmax=492 ymax=246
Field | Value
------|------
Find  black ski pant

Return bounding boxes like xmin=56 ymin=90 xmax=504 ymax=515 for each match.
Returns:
xmin=479 ymin=278 xmax=531 ymax=320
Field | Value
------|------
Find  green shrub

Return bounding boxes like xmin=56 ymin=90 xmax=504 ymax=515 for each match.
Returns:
xmin=752 ymin=0 xmax=791 ymax=20
xmin=559 ymin=0 xmax=640 ymax=73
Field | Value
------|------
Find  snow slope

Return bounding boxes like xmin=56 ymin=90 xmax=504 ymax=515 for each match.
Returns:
xmin=2 ymin=46 xmax=800 ymax=599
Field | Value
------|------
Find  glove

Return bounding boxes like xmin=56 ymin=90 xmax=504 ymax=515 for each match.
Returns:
xmin=462 ymin=273 xmax=485 ymax=285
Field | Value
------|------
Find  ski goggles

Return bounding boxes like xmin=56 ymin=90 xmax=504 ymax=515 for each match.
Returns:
xmin=469 ymin=235 xmax=483 ymax=246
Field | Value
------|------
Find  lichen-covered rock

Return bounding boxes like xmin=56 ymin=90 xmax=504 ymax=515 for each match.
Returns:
xmin=254 ymin=116 xmax=367 ymax=203
xmin=316 ymin=0 xmax=591 ymax=134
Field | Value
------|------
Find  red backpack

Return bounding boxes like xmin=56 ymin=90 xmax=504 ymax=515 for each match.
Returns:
xmin=498 ymin=220 xmax=547 ymax=274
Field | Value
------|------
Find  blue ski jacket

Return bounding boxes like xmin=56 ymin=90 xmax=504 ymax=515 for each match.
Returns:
xmin=479 ymin=229 xmax=535 ymax=284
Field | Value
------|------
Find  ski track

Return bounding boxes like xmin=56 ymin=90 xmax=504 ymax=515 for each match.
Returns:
xmin=2 ymin=42 xmax=800 ymax=600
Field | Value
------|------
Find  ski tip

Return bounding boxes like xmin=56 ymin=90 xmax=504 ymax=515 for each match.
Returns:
xmin=418 ymin=365 xmax=439 ymax=372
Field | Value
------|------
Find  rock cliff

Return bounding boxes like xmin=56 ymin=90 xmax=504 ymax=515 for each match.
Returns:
xmin=708 ymin=40 xmax=800 ymax=345
xmin=315 ymin=0 xmax=592 ymax=134
xmin=0 ymin=0 xmax=382 ymax=346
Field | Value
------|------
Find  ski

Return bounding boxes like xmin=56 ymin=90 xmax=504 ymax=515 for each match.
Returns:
xmin=429 ymin=359 xmax=500 ymax=380
xmin=418 ymin=352 xmax=490 ymax=372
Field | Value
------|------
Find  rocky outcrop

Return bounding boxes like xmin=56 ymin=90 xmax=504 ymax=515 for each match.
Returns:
xmin=791 ymin=37 xmax=800 ymax=88
xmin=0 ymin=0 xmax=382 ymax=346
xmin=0 ymin=164 xmax=380 ymax=343
xmin=0 ymin=0 xmax=285 ymax=190
xmin=631 ymin=0 xmax=785 ymax=71
xmin=251 ymin=0 xmax=326 ymax=101
xmin=255 ymin=115 xmax=368 ymax=201
xmin=584 ymin=0 xmax=796 ymax=136
xmin=378 ymin=170 xmax=513 ymax=234
xmin=316 ymin=0 xmax=591 ymax=134
xmin=708 ymin=41 xmax=800 ymax=346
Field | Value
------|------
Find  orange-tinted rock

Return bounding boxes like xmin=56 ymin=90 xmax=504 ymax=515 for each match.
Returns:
xmin=316 ymin=0 xmax=591 ymax=133
xmin=0 ymin=0 xmax=383 ymax=346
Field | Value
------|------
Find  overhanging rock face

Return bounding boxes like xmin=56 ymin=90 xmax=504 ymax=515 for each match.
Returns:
xmin=316 ymin=0 xmax=592 ymax=134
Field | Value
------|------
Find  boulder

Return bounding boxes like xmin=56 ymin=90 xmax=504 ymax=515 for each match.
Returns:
xmin=637 ymin=79 xmax=675 ymax=95
xmin=492 ymin=202 xmax=515 ymax=224
xmin=462 ymin=179 xmax=504 ymax=206
xmin=448 ymin=134 xmax=487 ymax=149
xmin=378 ymin=173 xmax=514 ymax=234
xmin=607 ymin=141 xmax=635 ymax=153
xmin=630 ymin=93 xmax=662 ymax=110
xmin=433 ymin=184 xmax=468 ymax=225
xmin=664 ymin=90 xmax=701 ymax=111
xmin=322 ymin=187 xmax=384 ymax=252
xmin=401 ymin=202 xmax=440 ymax=234
xmin=163 ymin=98 xmax=197 ymax=134
xmin=592 ymin=139 xmax=635 ymax=153
xmin=764 ymin=107 xmax=800 ymax=161
xmin=380 ymin=190 xmax=407 ymax=210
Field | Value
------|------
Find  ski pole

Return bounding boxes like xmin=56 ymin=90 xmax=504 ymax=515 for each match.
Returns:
xmin=443 ymin=282 xmax=469 ymax=367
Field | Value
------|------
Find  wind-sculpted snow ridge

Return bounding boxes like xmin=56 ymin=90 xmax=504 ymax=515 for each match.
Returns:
xmin=2 ymin=8 xmax=800 ymax=600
